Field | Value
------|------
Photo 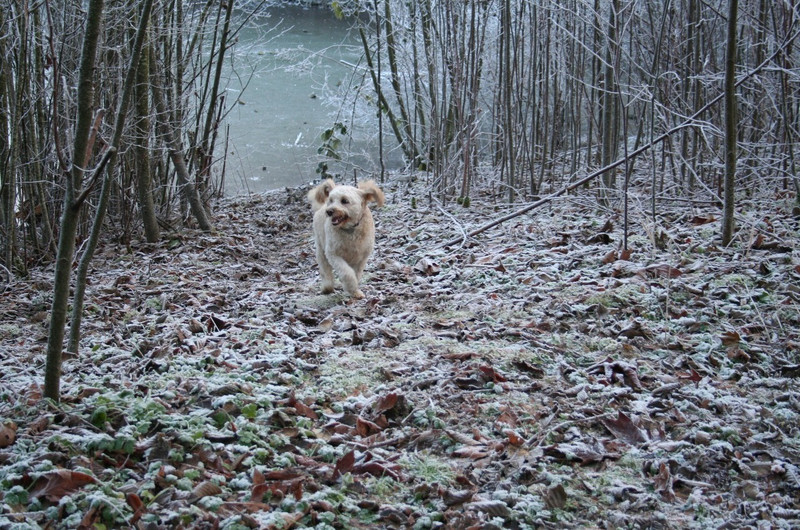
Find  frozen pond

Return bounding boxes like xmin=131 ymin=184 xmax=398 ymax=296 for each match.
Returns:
xmin=220 ymin=5 xmax=362 ymax=195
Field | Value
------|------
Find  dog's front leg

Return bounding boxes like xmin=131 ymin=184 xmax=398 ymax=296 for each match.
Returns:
xmin=315 ymin=246 xmax=335 ymax=294
xmin=328 ymin=256 xmax=364 ymax=299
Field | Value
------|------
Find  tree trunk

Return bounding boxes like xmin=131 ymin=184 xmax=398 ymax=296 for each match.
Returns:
xmin=600 ymin=0 xmax=619 ymax=193
xmin=136 ymin=41 xmax=160 ymax=243
xmin=721 ymin=0 xmax=738 ymax=246
xmin=44 ymin=0 xmax=105 ymax=401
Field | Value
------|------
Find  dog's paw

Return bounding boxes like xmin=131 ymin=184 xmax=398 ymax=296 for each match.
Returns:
xmin=321 ymin=284 xmax=334 ymax=294
xmin=352 ymin=289 xmax=365 ymax=300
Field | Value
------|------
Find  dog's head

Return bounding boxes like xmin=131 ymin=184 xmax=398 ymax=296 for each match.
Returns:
xmin=317 ymin=180 xmax=385 ymax=229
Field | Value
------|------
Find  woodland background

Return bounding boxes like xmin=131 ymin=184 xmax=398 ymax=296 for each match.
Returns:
xmin=2 ymin=0 xmax=799 ymax=273
xmin=1 ymin=0 xmax=799 ymax=528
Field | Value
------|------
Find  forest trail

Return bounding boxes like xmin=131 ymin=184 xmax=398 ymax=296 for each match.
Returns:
xmin=1 ymin=177 xmax=799 ymax=528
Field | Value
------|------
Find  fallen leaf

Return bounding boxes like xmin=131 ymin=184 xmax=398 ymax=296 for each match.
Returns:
xmin=356 ymin=417 xmax=383 ymax=437
xmin=727 ymin=348 xmax=751 ymax=363
xmin=192 ymin=480 xmax=222 ymax=499
xmin=720 ymin=330 xmax=741 ymax=346
xmin=352 ymin=460 xmax=402 ymax=480
xmin=332 ymin=450 xmax=355 ymax=479
xmin=586 ymin=232 xmax=613 ymax=245
xmin=512 ymin=359 xmax=545 ymax=378
xmin=441 ymin=487 xmax=476 ymax=506
xmin=601 ymin=412 xmax=649 ymax=445
xmin=640 ymin=263 xmax=682 ymax=279
xmin=452 ymin=446 xmax=490 ymax=460
xmin=414 ymin=257 xmax=440 ymax=276
xmin=371 ymin=392 xmax=399 ymax=414
xmin=478 ymin=365 xmax=508 ymax=383
xmin=465 ymin=500 xmax=511 ymax=517
xmin=205 ymin=313 xmax=231 ymax=331
xmin=601 ymin=250 xmax=617 ymax=264
xmin=126 ymin=492 xmax=145 ymax=525
xmin=30 ymin=470 xmax=97 ymax=501
xmin=653 ymin=462 xmax=676 ymax=502
xmin=690 ymin=214 xmax=715 ymax=226
xmin=544 ymin=483 xmax=567 ymax=510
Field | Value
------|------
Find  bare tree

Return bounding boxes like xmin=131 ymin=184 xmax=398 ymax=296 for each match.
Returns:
xmin=722 ymin=0 xmax=739 ymax=246
xmin=44 ymin=0 xmax=106 ymax=401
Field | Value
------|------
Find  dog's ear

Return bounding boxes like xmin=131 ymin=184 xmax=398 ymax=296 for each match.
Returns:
xmin=358 ymin=180 xmax=385 ymax=207
xmin=308 ymin=179 xmax=336 ymax=209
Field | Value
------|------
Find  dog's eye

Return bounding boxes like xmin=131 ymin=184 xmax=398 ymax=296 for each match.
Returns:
xmin=341 ymin=198 xmax=349 ymax=205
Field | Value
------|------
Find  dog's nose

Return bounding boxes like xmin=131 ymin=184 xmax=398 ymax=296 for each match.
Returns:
xmin=326 ymin=208 xmax=334 ymax=217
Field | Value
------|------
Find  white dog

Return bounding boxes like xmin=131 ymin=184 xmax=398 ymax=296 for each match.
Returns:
xmin=308 ymin=179 xmax=385 ymax=299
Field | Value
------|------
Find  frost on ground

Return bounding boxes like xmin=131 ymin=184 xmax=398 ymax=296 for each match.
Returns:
xmin=1 ymin=176 xmax=799 ymax=529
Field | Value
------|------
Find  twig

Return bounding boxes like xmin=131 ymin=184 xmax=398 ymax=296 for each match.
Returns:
xmin=526 ymin=411 xmax=617 ymax=448
xmin=436 ymin=204 xmax=468 ymax=250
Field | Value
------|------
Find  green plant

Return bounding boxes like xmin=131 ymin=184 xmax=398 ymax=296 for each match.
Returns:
xmin=317 ymin=122 xmax=348 ymax=179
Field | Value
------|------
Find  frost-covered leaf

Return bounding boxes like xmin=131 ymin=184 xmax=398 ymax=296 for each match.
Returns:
xmin=544 ymin=483 xmax=568 ymax=510
xmin=30 ymin=470 xmax=97 ymax=501
xmin=601 ymin=412 xmax=649 ymax=445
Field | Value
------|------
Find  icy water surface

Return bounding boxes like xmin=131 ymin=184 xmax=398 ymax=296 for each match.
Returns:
xmin=221 ymin=5 xmax=361 ymax=195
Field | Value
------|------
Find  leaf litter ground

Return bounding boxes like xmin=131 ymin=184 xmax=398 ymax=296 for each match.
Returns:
xmin=1 ymin=176 xmax=799 ymax=529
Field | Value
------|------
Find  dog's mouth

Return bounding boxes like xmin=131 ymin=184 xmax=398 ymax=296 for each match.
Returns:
xmin=328 ymin=211 xmax=348 ymax=226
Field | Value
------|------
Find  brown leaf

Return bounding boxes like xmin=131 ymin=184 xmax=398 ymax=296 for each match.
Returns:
xmin=332 ymin=450 xmax=355 ymax=479
xmin=352 ymin=460 xmax=402 ymax=480
xmin=586 ymin=232 xmax=613 ymax=245
xmin=727 ymin=348 xmax=751 ymax=363
xmin=640 ymin=263 xmax=682 ymax=279
xmin=690 ymin=214 xmax=716 ymax=226
xmin=678 ymin=368 xmax=703 ymax=386
xmin=601 ymin=250 xmax=617 ymax=264
xmin=205 ymin=314 xmax=230 ymax=331
xmin=601 ymin=412 xmax=649 ymax=445
xmin=125 ymin=492 xmax=145 ymax=525
xmin=512 ymin=359 xmax=545 ymax=378
xmin=27 ymin=416 xmax=50 ymax=435
xmin=543 ymin=483 xmax=568 ymax=510
xmin=188 ymin=318 xmax=204 ymax=334
xmin=372 ymin=392 xmax=399 ymax=414
xmin=504 ymin=429 xmax=524 ymax=447
xmin=192 ymin=480 xmax=222 ymax=499
xmin=543 ymin=438 xmax=621 ymax=465
xmin=414 ymin=257 xmax=440 ymax=276
xmin=587 ymin=357 xmax=642 ymax=391
xmin=452 ymin=446 xmax=490 ymax=460
xmin=720 ymin=330 xmax=741 ymax=347
xmin=653 ymin=462 xmax=676 ymax=501
xmin=465 ymin=500 xmax=511 ymax=518
xmin=292 ymin=400 xmax=318 ymax=420
xmin=441 ymin=487 xmax=476 ymax=506
xmin=356 ymin=417 xmax=383 ymax=437
xmin=285 ymin=392 xmax=318 ymax=420
xmin=30 ymin=470 xmax=97 ymax=501
xmin=617 ymin=321 xmax=649 ymax=339
xmin=262 ymin=470 xmax=303 ymax=481
xmin=478 ymin=365 xmax=508 ymax=383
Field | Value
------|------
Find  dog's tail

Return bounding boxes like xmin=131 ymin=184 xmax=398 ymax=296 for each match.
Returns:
xmin=358 ymin=180 xmax=385 ymax=207
xmin=308 ymin=179 xmax=335 ymax=213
